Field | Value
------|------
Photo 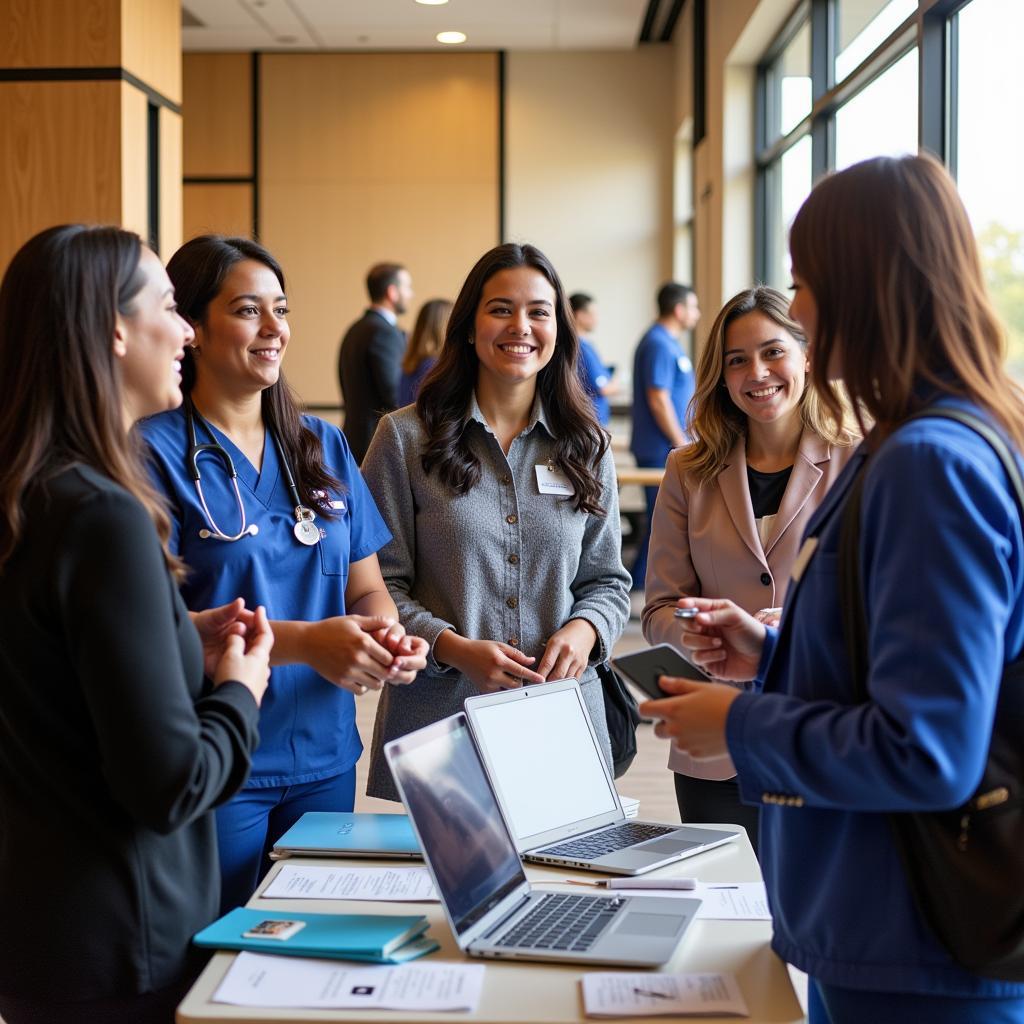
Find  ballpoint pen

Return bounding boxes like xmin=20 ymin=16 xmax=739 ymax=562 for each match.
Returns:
xmin=563 ymin=877 xmax=698 ymax=890
xmin=633 ymin=987 xmax=673 ymax=999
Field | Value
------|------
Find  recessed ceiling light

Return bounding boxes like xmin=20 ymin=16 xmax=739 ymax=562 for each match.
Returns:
xmin=436 ymin=31 xmax=466 ymax=44
xmin=416 ymin=0 xmax=449 ymax=5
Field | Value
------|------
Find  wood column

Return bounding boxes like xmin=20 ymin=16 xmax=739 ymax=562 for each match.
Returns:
xmin=0 ymin=0 xmax=182 ymax=272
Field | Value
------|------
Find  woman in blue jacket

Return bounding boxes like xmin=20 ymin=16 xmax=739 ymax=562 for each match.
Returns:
xmin=141 ymin=236 xmax=428 ymax=912
xmin=641 ymin=154 xmax=1024 ymax=1022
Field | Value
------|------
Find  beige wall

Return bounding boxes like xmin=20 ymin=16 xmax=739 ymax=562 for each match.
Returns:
xmin=505 ymin=49 xmax=675 ymax=381
xmin=259 ymin=52 xmax=500 ymax=406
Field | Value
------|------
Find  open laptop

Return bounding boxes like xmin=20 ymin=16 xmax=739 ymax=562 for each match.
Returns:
xmin=464 ymin=678 xmax=740 ymax=875
xmin=385 ymin=713 xmax=700 ymax=966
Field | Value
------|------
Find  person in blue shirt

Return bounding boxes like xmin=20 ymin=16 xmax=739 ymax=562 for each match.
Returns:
xmin=568 ymin=292 xmax=618 ymax=427
xmin=141 ymin=236 xmax=429 ymax=913
xmin=641 ymin=155 xmax=1024 ymax=1022
xmin=399 ymin=298 xmax=450 ymax=406
xmin=629 ymin=281 xmax=701 ymax=588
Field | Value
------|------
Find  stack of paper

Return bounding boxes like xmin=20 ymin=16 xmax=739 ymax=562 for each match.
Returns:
xmin=582 ymin=972 xmax=748 ymax=1017
xmin=213 ymin=952 xmax=484 ymax=1012
xmin=193 ymin=908 xmax=438 ymax=963
xmin=262 ymin=864 xmax=438 ymax=902
xmin=618 ymin=794 xmax=640 ymax=818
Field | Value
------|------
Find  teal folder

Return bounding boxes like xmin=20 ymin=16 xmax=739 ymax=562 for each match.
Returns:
xmin=194 ymin=908 xmax=437 ymax=963
xmin=271 ymin=811 xmax=421 ymax=859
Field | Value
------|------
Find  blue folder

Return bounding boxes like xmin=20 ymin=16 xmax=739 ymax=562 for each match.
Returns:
xmin=193 ymin=908 xmax=437 ymax=962
xmin=272 ymin=812 xmax=421 ymax=859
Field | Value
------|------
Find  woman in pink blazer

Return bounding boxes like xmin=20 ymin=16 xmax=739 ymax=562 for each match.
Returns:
xmin=642 ymin=285 xmax=855 ymax=854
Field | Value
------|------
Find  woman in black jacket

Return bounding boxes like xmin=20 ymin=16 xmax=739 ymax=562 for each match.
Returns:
xmin=0 ymin=225 xmax=273 ymax=1024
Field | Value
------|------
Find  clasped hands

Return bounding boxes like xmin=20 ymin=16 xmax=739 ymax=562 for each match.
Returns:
xmin=638 ymin=598 xmax=767 ymax=760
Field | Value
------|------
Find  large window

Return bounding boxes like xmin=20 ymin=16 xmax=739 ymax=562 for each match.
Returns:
xmin=951 ymin=0 xmax=1024 ymax=375
xmin=757 ymin=0 xmax=918 ymax=288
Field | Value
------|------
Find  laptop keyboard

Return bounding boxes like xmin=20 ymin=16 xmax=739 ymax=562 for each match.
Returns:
xmin=493 ymin=893 xmax=626 ymax=952
xmin=541 ymin=821 xmax=677 ymax=859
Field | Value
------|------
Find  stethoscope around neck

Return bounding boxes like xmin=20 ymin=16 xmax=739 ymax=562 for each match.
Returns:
xmin=184 ymin=398 xmax=322 ymax=546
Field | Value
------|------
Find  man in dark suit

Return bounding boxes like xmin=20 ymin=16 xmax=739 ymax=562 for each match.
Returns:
xmin=338 ymin=262 xmax=414 ymax=463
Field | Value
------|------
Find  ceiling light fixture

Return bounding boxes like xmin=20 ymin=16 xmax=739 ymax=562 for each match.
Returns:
xmin=436 ymin=31 xmax=466 ymax=44
xmin=416 ymin=0 xmax=449 ymax=5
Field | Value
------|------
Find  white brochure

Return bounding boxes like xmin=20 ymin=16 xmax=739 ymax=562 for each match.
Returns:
xmin=213 ymin=952 xmax=484 ymax=1011
xmin=622 ymin=882 xmax=770 ymax=920
xmin=582 ymin=972 xmax=748 ymax=1017
xmin=261 ymin=864 xmax=439 ymax=902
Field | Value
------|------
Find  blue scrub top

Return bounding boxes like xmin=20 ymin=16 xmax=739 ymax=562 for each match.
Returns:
xmin=140 ymin=406 xmax=392 ymax=787
xmin=578 ymin=338 xmax=611 ymax=426
xmin=629 ymin=323 xmax=694 ymax=466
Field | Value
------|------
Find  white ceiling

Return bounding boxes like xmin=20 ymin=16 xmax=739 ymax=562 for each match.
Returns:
xmin=181 ymin=0 xmax=653 ymax=52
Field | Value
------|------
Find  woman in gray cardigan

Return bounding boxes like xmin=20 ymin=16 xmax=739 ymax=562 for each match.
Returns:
xmin=362 ymin=243 xmax=631 ymax=800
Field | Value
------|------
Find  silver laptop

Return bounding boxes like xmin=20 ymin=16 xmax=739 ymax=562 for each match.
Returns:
xmin=384 ymin=713 xmax=700 ymax=966
xmin=464 ymin=678 xmax=740 ymax=875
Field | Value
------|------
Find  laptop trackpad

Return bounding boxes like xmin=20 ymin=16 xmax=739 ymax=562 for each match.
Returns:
xmin=641 ymin=837 xmax=701 ymax=855
xmin=618 ymin=912 xmax=685 ymax=937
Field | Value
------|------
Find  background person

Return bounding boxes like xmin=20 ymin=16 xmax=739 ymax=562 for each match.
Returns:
xmin=568 ymin=291 xmax=618 ymax=427
xmin=629 ymin=281 xmax=701 ymax=589
xmin=361 ymin=242 xmax=631 ymax=801
xmin=642 ymin=285 xmax=855 ymax=855
xmin=0 ymin=225 xmax=271 ymax=1024
xmin=642 ymin=154 xmax=1024 ymax=1023
xmin=338 ymin=262 xmax=414 ymax=463
xmin=141 ymin=236 xmax=428 ymax=912
xmin=399 ymin=298 xmax=451 ymax=406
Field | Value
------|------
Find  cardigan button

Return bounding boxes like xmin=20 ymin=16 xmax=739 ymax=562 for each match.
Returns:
xmin=508 ymin=553 xmax=519 ymax=565
xmin=760 ymin=572 xmax=772 ymax=586
xmin=506 ymin=596 xmax=518 ymax=609
xmin=506 ymin=513 xmax=518 ymax=525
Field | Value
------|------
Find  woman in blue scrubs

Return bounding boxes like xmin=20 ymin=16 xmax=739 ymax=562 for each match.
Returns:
xmin=641 ymin=155 xmax=1024 ymax=1022
xmin=141 ymin=235 xmax=428 ymax=911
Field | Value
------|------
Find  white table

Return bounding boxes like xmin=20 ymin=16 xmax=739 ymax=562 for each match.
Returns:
xmin=177 ymin=832 xmax=801 ymax=1023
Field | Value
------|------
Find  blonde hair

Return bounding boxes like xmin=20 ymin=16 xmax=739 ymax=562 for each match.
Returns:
xmin=790 ymin=153 xmax=1024 ymax=447
xmin=676 ymin=285 xmax=854 ymax=483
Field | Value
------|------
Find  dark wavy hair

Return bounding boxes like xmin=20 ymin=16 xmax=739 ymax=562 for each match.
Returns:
xmin=0 ymin=224 xmax=182 ymax=576
xmin=167 ymin=235 xmax=343 ymax=515
xmin=416 ymin=243 xmax=608 ymax=515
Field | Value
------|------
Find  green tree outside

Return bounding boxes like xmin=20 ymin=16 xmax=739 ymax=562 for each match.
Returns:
xmin=977 ymin=222 xmax=1024 ymax=378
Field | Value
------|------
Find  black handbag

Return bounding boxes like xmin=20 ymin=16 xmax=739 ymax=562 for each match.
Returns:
xmin=839 ymin=406 xmax=1024 ymax=981
xmin=596 ymin=661 xmax=640 ymax=778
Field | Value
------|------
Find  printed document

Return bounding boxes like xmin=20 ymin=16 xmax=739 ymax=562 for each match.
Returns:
xmin=262 ymin=864 xmax=438 ymax=902
xmin=582 ymin=972 xmax=748 ymax=1017
xmin=213 ymin=952 xmax=484 ymax=1011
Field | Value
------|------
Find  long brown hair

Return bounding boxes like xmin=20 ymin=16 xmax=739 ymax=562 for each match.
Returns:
xmin=678 ymin=286 xmax=853 ymax=482
xmin=790 ymin=153 xmax=1024 ymax=447
xmin=167 ymin=235 xmax=344 ymax=515
xmin=401 ymin=298 xmax=451 ymax=375
xmin=0 ymin=225 xmax=182 ymax=576
xmin=417 ymin=243 xmax=608 ymax=516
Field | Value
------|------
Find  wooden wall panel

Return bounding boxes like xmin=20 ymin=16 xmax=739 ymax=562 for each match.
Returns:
xmin=0 ymin=81 xmax=121 ymax=273
xmin=183 ymin=184 xmax=253 ymax=241
xmin=121 ymin=0 xmax=182 ymax=105
xmin=183 ymin=53 xmax=252 ymax=178
xmin=120 ymin=81 xmax=148 ymax=242
xmin=160 ymin=107 xmax=183 ymax=258
xmin=260 ymin=52 xmax=499 ymax=405
xmin=1 ymin=0 xmax=119 ymax=68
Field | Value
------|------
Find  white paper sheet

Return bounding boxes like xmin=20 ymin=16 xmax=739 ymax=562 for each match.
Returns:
xmin=621 ymin=882 xmax=770 ymax=920
xmin=213 ymin=952 xmax=484 ymax=1011
xmin=582 ymin=972 xmax=748 ymax=1018
xmin=261 ymin=864 xmax=439 ymax=902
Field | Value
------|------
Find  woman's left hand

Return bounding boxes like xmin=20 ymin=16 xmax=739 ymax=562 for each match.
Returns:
xmin=639 ymin=677 xmax=741 ymax=760
xmin=372 ymin=622 xmax=429 ymax=685
xmin=537 ymin=619 xmax=598 ymax=682
xmin=190 ymin=598 xmax=254 ymax=678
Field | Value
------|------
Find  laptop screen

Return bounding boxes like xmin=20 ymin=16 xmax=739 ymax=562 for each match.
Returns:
xmin=470 ymin=683 xmax=620 ymax=841
xmin=386 ymin=715 xmax=527 ymax=939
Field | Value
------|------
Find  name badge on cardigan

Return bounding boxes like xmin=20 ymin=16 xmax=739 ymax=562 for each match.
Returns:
xmin=535 ymin=463 xmax=573 ymax=496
